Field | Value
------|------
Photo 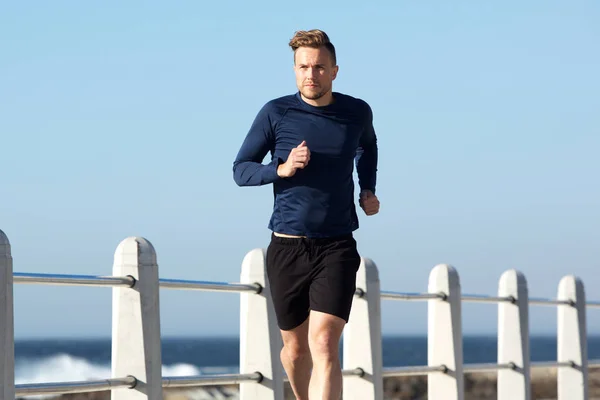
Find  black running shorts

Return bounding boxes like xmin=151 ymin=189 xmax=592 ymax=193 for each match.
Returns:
xmin=265 ymin=233 xmax=362 ymax=331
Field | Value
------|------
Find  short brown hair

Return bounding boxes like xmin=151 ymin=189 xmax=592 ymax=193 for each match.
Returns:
xmin=289 ymin=29 xmax=337 ymax=65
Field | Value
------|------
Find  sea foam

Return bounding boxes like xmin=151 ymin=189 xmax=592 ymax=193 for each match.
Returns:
xmin=14 ymin=353 xmax=233 ymax=399
xmin=15 ymin=353 xmax=202 ymax=384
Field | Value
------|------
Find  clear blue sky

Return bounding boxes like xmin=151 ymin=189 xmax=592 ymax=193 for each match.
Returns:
xmin=1 ymin=0 xmax=598 ymax=339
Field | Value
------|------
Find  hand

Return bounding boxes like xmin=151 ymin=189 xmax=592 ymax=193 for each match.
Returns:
xmin=277 ymin=140 xmax=311 ymax=178
xmin=359 ymin=190 xmax=380 ymax=216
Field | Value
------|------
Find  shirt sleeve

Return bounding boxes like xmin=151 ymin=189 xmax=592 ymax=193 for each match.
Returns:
xmin=355 ymin=101 xmax=378 ymax=194
xmin=232 ymin=102 xmax=283 ymax=186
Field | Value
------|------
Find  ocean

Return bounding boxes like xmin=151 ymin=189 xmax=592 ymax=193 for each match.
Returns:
xmin=13 ymin=335 xmax=600 ymax=385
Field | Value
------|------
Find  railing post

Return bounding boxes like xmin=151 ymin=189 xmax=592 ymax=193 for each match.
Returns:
xmin=111 ymin=237 xmax=163 ymax=400
xmin=428 ymin=264 xmax=464 ymax=400
xmin=557 ymin=275 xmax=588 ymax=400
xmin=342 ymin=257 xmax=383 ymax=400
xmin=239 ymin=248 xmax=284 ymax=400
xmin=497 ymin=269 xmax=531 ymax=400
xmin=0 ymin=230 xmax=15 ymax=400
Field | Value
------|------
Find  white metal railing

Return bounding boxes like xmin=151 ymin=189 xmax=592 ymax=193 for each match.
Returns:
xmin=13 ymin=272 xmax=136 ymax=287
xmin=0 ymin=228 xmax=596 ymax=400
xmin=15 ymin=376 xmax=138 ymax=397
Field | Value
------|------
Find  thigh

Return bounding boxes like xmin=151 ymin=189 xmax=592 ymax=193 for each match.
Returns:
xmin=266 ymin=236 xmax=311 ymax=331
xmin=308 ymin=310 xmax=346 ymax=353
xmin=309 ymin=236 xmax=361 ymax=323
xmin=280 ymin=315 xmax=310 ymax=354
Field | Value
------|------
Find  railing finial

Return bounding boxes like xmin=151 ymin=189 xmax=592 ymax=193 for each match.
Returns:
xmin=0 ymin=229 xmax=9 ymax=246
xmin=557 ymin=274 xmax=588 ymax=400
xmin=114 ymin=236 xmax=157 ymax=267
xmin=0 ymin=228 xmax=15 ymax=400
xmin=112 ymin=236 xmax=163 ymax=400
xmin=498 ymin=269 xmax=531 ymax=400
xmin=428 ymin=263 xmax=464 ymax=400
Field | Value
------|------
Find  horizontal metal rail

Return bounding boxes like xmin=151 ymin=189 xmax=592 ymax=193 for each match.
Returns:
xmin=379 ymin=361 xmax=600 ymax=378
xmin=12 ymin=272 xmax=600 ymax=308
xmin=380 ymin=290 xmax=445 ymax=301
xmin=464 ymin=362 xmax=514 ymax=372
xmin=159 ymin=278 xmax=261 ymax=293
xmin=461 ymin=294 xmax=513 ymax=304
xmin=531 ymin=361 xmax=577 ymax=368
xmin=360 ymin=288 xmax=600 ymax=308
xmin=382 ymin=365 xmax=448 ymax=377
xmin=15 ymin=376 xmax=136 ymax=397
xmin=162 ymin=372 xmax=262 ymax=387
xmin=15 ymin=361 xmax=600 ymax=395
xmin=13 ymin=272 xmax=135 ymax=287
xmin=381 ymin=364 xmax=511 ymax=377
xmin=342 ymin=367 xmax=365 ymax=377
xmin=12 ymin=273 xmax=262 ymax=294
xmin=529 ymin=297 xmax=573 ymax=306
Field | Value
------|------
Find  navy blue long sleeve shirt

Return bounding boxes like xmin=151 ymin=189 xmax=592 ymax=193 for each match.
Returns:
xmin=233 ymin=91 xmax=378 ymax=238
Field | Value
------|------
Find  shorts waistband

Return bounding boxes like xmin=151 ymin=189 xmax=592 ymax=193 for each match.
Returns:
xmin=270 ymin=232 xmax=354 ymax=245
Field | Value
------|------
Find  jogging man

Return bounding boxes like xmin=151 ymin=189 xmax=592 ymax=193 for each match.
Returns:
xmin=232 ymin=29 xmax=379 ymax=400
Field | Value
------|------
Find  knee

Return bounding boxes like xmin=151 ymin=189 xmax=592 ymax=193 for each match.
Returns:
xmin=309 ymin=332 xmax=339 ymax=360
xmin=283 ymin=339 xmax=311 ymax=363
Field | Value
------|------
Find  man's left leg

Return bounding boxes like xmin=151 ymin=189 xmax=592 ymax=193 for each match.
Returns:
xmin=307 ymin=234 xmax=361 ymax=399
xmin=307 ymin=310 xmax=346 ymax=399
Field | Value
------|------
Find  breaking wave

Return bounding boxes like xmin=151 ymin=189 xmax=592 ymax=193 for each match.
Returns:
xmin=14 ymin=352 xmax=237 ymax=397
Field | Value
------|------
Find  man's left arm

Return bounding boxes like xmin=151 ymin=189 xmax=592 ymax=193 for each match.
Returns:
xmin=355 ymin=102 xmax=380 ymax=216
xmin=355 ymin=102 xmax=378 ymax=194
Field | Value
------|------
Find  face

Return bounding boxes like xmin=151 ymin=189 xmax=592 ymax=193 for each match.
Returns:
xmin=294 ymin=46 xmax=338 ymax=103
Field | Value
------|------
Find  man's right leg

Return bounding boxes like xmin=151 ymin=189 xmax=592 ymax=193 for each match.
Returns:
xmin=280 ymin=316 xmax=312 ymax=400
xmin=265 ymin=234 xmax=313 ymax=399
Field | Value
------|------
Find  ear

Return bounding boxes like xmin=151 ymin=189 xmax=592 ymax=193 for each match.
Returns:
xmin=332 ymin=65 xmax=339 ymax=80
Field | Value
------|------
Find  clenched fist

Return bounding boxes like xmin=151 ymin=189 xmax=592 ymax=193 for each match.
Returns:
xmin=277 ymin=140 xmax=311 ymax=178
xmin=359 ymin=190 xmax=380 ymax=216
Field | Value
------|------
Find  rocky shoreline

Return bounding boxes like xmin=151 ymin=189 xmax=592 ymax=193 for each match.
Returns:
xmin=19 ymin=367 xmax=600 ymax=400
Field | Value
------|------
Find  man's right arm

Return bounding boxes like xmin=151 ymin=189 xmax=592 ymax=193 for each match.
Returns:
xmin=232 ymin=102 xmax=282 ymax=186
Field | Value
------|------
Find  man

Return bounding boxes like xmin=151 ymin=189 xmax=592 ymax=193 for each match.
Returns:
xmin=232 ymin=29 xmax=379 ymax=400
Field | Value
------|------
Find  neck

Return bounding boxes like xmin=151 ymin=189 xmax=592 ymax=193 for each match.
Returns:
xmin=301 ymin=90 xmax=334 ymax=107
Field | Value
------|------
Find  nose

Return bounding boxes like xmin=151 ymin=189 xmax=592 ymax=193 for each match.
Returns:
xmin=307 ymin=67 xmax=318 ymax=78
